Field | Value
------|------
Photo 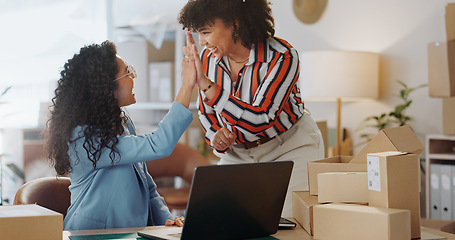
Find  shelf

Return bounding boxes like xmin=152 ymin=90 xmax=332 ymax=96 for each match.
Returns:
xmin=427 ymin=153 xmax=455 ymax=160
xmin=427 ymin=134 xmax=455 ymax=141
xmin=115 ymin=25 xmax=178 ymax=42
xmin=425 ymin=134 xmax=455 ymax=220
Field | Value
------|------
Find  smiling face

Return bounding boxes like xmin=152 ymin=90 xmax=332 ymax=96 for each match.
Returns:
xmin=114 ymin=57 xmax=136 ymax=107
xmin=196 ymin=18 xmax=237 ymax=59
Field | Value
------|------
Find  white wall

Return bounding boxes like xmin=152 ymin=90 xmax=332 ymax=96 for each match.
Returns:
xmin=270 ymin=0 xmax=455 ymax=155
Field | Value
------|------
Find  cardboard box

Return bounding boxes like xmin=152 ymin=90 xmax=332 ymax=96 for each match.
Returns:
xmin=313 ymin=204 xmax=411 ymax=240
xmin=427 ymin=41 xmax=455 ymax=97
xmin=447 ymin=4 xmax=455 ymax=41
xmin=317 ymin=172 xmax=368 ymax=204
xmin=443 ymin=97 xmax=455 ymax=135
xmin=292 ymin=191 xmax=322 ymax=235
xmin=307 ymin=156 xmax=366 ymax=195
xmin=350 ymin=125 xmax=424 ymax=163
xmin=0 ymin=204 xmax=63 ymax=240
xmin=367 ymin=151 xmax=421 ymax=239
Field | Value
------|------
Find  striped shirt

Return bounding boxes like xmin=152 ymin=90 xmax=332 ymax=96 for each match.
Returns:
xmin=198 ymin=36 xmax=304 ymax=146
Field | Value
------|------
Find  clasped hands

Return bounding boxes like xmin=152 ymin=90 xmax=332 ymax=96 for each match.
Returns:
xmin=214 ymin=127 xmax=237 ymax=151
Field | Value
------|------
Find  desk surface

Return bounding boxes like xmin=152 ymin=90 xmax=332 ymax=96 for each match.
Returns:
xmin=63 ymin=221 xmax=455 ymax=240
xmin=63 ymin=223 xmax=309 ymax=240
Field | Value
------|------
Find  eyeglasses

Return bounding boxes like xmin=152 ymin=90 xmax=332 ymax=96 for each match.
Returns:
xmin=113 ymin=64 xmax=137 ymax=82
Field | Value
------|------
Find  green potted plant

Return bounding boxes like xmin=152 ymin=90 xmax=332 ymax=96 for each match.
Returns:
xmin=356 ymin=80 xmax=427 ymax=145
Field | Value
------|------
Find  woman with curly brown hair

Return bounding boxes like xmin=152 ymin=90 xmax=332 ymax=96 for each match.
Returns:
xmin=179 ymin=0 xmax=324 ymax=217
xmin=46 ymin=40 xmax=197 ymax=230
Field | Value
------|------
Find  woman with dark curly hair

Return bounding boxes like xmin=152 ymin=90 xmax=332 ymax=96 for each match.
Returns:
xmin=179 ymin=0 xmax=324 ymax=217
xmin=46 ymin=40 xmax=197 ymax=230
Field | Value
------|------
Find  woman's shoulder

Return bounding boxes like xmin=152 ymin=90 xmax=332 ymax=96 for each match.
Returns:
xmin=267 ymin=37 xmax=296 ymax=53
xmin=265 ymin=37 xmax=300 ymax=62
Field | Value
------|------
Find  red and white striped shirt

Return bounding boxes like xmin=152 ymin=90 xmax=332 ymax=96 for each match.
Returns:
xmin=198 ymin=36 xmax=304 ymax=146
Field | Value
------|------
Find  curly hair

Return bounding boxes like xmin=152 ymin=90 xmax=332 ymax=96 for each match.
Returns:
xmin=46 ymin=40 xmax=127 ymax=175
xmin=178 ymin=0 xmax=275 ymax=49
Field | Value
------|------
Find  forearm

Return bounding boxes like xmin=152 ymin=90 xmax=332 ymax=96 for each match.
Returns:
xmin=174 ymin=84 xmax=194 ymax=109
xmin=197 ymin=76 xmax=218 ymax=100
xmin=198 ymin=109 xmax=222 ymax=145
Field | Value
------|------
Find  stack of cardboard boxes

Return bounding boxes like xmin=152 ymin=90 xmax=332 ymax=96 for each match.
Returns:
xmin=428 ymin=3 xmax=455 ymax=134
xmin=293 ymin=125 xmax=424 ymax=239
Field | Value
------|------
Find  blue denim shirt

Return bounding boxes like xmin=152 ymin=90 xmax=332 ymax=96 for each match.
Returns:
xmin=63 ymin=102 xmax=193 ymax=230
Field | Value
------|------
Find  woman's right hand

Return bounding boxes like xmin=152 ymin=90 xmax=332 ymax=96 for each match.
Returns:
xmin=165 ymin=216 xmax=185 ymax=227
xmin=174 ymin=37 xmax=198 ymax=109
xmin=214 ymin=127 xmax=237 ymax=151
xmin=182 ymin=45 xmax=197 ymax=89
xmin=185 ymin=31 xmax=204 ymax=83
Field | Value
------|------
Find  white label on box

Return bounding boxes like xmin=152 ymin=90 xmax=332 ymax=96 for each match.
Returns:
xmin=367 ymin=155 xmax=381 ymax=191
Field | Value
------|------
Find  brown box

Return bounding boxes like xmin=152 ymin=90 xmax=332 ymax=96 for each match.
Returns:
xmin=0 ymin=204 xmax=63 ymax=240
xmin=317 ymin=172 xmax=368 ymax=204
xmin=443 ymin=97 xmax=455 ymax=135
xmin=313 ymin=204 xmax=411 ymax=240
xmin=292 ymin=191 xmax=322 ymax=236
xmin=447 ymin=4 xmax=455 ymax=41
xmin=427 ymin=41 xmax=455 ymax=97
xmin=350 ymin=125 xmax=424 ymax=163
xmin=307 ymin=156 xmax=366 ymax=195
xmin=367 ymin=151 xmax=421 ymax=239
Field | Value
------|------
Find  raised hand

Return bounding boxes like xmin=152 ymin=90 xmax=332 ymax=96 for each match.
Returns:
xmin=185 ymin=31 xmax=205 ymax=83
xmin=182 ymin=46 xmax=196 ymax=89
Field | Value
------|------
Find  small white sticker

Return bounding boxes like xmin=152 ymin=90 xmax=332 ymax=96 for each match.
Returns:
xmin=367 ymin=155 xmax=381 ymax=192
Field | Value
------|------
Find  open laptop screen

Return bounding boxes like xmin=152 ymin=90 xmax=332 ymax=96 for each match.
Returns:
xmin=181 ymin=161 xmax=293 ymax=240
xmin=139 ymin=161 xmax=293 ymax=240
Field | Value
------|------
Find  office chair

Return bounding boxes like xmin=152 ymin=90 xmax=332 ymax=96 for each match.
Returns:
xmin=146 ymin=143 xmax=211 ymax=211
xmin=13 ymin=176 xmax=71 ymax=217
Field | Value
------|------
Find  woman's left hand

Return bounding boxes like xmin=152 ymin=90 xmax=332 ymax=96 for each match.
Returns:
xmin=185 ymin=31 xmax=218 ymax=99
xmin=165 ymin=216 xmax=185 ymax=227
xmin=185 ymin=31 xmax=210 ymax=86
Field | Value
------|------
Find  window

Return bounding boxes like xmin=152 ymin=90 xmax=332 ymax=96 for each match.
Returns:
xmin=0 ymin=0 xmax=108 ymax=128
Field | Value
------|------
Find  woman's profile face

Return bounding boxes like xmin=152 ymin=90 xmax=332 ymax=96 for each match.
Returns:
xmin=114 ymin=57 xmax=136 ymax=107
xmin=197 ymin=18 xmax=236 ymax=59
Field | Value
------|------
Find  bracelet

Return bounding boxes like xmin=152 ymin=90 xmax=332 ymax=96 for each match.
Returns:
xmin=202 ymin=82 xmax=215 ymax=93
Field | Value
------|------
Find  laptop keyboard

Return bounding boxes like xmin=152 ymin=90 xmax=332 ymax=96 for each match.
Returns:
xmin=169 ymin=232 xmax=182 ymax=238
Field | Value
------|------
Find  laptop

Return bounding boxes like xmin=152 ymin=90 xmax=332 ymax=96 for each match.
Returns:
xmin=138 ymin=161 xmax=293 ymax=240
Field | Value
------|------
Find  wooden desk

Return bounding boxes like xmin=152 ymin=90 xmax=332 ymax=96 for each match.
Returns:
xmin=63 ymin=222 xmax=311 ymax=240
xmin=63 ymin=220 xmax=455 ymax=240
